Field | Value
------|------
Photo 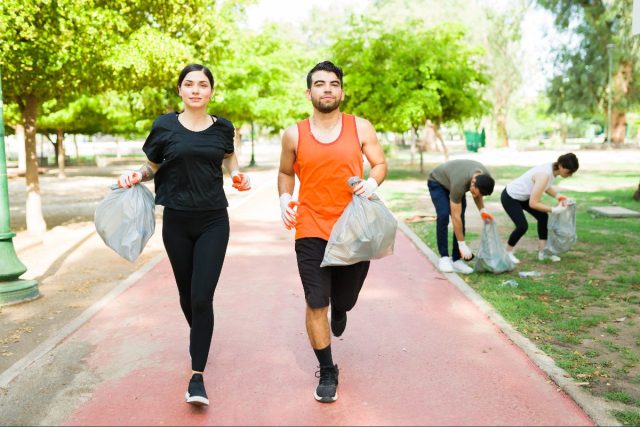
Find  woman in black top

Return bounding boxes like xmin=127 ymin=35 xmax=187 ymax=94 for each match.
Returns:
xmin=118 ymin=64 xmax=250 ymax=407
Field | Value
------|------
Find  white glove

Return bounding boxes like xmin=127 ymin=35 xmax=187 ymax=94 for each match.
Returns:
xmin=117 ymin=170 xmax=142 ymax=188
xmin=231 ymin=169 xmax=251 ymax=191
xmin=457 ymin=241 xmax=473 ymax=260
xmin=279 ymin=193 xmax=299 ymax=230
xmin=354 ymin=177 xmax=378 ymax=199
xmin=551 ymin=205 xmax=567 ymax=214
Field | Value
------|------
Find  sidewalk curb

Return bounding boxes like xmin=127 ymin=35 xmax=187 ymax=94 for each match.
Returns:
xmin=0 ymin=253 xmax=165 ymax=391
xmin=397 ymin=220 xmax=621 ymax=427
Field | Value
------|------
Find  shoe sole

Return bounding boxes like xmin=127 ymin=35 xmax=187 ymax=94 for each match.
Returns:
xmin=314 ymin=391 xmax=338 ymax=403
xmin=185 ymin=392 xmax=209 ymax=406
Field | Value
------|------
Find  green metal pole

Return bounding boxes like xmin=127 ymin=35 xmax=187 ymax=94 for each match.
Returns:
xmin=607 ymin=43 xmax=614 ymax=147
xmin=249 ymin=121 xmax=256 ymax=167
xmin=0 ymin=67 xmax=39 ymax=305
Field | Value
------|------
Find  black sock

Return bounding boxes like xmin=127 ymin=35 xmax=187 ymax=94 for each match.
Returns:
xmin=313 ymin=345 xmax=334 ymax=368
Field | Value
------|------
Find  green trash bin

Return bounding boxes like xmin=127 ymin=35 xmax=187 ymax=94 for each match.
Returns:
xmin=464 ymin=131 xmax=481 ymax=152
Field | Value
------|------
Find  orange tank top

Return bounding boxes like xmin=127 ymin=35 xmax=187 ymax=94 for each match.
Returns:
xmin=293 ymin=113 xmax=364 ymax=240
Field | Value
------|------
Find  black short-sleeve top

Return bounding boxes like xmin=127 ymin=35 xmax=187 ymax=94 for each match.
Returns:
xmin=142 ymin=112 xmax=235 ymax=211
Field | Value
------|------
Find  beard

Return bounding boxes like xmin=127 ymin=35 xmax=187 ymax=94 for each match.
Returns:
xmin=311 ymin=95 xmax=342 ymax=113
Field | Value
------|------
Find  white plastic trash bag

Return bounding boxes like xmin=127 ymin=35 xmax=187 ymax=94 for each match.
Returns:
xmin=543 ymin=202 xmax=577 ymax=256
xmin=474 ymin=221 xmax=516 ymax=274
xmin=94 ymin=184 xmax=156 ymax=262
xmin=321 ymin=178 xmax=397 ymax=267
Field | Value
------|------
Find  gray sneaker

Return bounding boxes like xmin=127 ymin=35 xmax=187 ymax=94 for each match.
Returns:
xmin=538 ymin=251 xmax=561 ymax=262
xmin=452 ymin=260 xmax=473 ymax=274
xmin=314 ymin=364 xmax=339 ymax=403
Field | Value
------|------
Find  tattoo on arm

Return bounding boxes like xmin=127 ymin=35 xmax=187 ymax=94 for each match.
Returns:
xmin=138 ymin=163 xmax=155 ymax=181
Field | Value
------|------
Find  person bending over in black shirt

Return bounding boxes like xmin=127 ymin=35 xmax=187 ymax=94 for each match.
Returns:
xmin=117 ymin=63 xmax=250 ymax=407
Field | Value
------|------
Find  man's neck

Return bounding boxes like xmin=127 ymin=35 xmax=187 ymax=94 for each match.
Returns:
xmin=311 ymin=110 xmax=342 ymax=129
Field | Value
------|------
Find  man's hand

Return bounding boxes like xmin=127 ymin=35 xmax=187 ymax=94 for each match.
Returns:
xmin=353 ymin=177 xmax=378 ymax=199
xmin=231 ymin=170 xmax=251 ymax=191
xmin=480 ymin=208 xmax=494 ymax=223
xmin=280 ymin=193 xmax=299 ymax=230
xmin=117 ymin=171 xmax=142 ymax=188
xmin=458 ymin=241 xmax=473 ymax=260
xmin=551 ymin=205 xmax=567 ymax=214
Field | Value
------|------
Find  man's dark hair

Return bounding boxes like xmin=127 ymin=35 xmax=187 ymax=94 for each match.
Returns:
xmin=554 ymin=152 xmax=579 ymax=173
xmin=177 ymin=64 xmax=214 ymax=88
xmin=475 ymin=174 xmax=495 ymax=196
xmin=306 ymin=61 xmax=343 ymax=89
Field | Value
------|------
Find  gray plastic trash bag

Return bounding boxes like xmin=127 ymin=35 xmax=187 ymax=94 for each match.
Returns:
xmin=94 ymin=184 xmax=155 ymax=262
xmin=474 ymin=221 xmax=516 ymax=274
xmin=543 ymin=202 xmax=577 ymax=256
xmin=321 ymin=180 xmax=397 ymax=267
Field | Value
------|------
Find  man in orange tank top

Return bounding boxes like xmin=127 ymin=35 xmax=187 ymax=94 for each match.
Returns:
xmin=278 ymin=61 xmax=387 ymax=403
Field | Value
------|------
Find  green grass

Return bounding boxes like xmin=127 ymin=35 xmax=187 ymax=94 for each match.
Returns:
xmin=612 ymin=410 xmax=640 ymax=426
xmin=380 ymin=153 xmax=640 ymax=424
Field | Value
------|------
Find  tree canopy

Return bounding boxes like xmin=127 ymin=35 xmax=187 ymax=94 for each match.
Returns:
xmin=331 ymin=17 xmax=490 ymax=133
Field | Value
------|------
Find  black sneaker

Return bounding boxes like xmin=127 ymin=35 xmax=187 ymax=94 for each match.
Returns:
xmin=185 ymin=373 xmax=209 ymax=406
xmin=331 ymin=308 xmax=347 ymax=337
xmin=314 ymin=364 xmax=339 ymax=403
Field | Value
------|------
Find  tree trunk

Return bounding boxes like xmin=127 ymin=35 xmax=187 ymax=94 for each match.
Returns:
xmin=73 ymin=134 xmax=79 ymax=160
xmin=56 ymin=128 xmax=66 ymax=178
xmin=495 ymin=111 xmax=509 ymax=148
xmin=611 ymin=111 xmax=626 ymax=144
xmin=234 ymin=128 xmax=242 ymax=156
xmin=22 ymin=94 xmax=47 ymax=235
xmin=16 ymin=124 xmax=26 ymax=172
xmin=432 ymin=123 xmax=449 ymax=161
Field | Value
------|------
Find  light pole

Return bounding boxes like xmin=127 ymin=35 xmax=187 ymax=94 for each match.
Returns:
xmin=249 ymin=121 xmax=256 ymax=167
xmin=0 ymin=67 xmax=39 ymax=305
xmin=607 ymin=43 xmax=615 ymax=147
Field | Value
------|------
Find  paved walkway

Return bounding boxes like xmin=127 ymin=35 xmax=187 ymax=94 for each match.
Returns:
xmin=0 ymin=176 xmax=595 ymax=425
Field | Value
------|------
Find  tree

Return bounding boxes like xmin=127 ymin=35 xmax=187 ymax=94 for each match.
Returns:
xmin=215 ymin=24 xmax=311 ymax=165
xmin=0 ymin=0 xmax=246 ymax=234
xmin=482 ymin=2 xmax=529 ymax=147
xmin=331 ymin=18 xmax=489 ymax=168
xmin=538 ymin=0 xmax=640 ymax=144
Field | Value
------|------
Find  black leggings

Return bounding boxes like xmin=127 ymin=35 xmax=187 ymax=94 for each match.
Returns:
xmin=162 ymin=207 xmax=230 ymax=372
xmin=500 ymin=189 xmax=548 ymax=247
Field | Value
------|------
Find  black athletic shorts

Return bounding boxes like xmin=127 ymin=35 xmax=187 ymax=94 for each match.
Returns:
xmin=295 ymin=237 xmax=370 ymax=310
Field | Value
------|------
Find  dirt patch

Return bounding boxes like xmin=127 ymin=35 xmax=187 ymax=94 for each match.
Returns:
xmin=0 ymin=222 xmax=165 ymax=373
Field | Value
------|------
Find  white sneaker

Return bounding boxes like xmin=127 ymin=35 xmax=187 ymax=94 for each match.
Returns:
xmin=452 ymin=260 xmax=474 ymax=275
xmin=538 ymin=251 xmax=561 ymax=262
xmin=438 ymin=256 xmax=454 ymax=273
xmin=507 ymin=252 xmax=520 ymax=264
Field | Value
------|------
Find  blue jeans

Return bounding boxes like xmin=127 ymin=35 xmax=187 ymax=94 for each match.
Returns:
xmin=427 ymin=180 xmax=467 ymax=262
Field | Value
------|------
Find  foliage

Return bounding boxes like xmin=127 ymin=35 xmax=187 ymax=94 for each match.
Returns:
xmin=482 ymin=1 xmax=528 ymax=146
xmin=215 ymin=24 xmax=311 ymax=131
xmin=330 ymin=17 xmax=490 ymax=133
xmin=538 ymin=0 xmax=640 ymax=117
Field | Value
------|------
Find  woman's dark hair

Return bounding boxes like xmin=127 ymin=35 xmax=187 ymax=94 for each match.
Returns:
xmin=475 ymin=174 xmax=495 ymax=196
xmin=306 ymin=61 xmax=343 ymax=89
xmin=177 ymin=64 xmax=214 ymax=88
xmin=553 ymin=152 xmax=579 ymax=173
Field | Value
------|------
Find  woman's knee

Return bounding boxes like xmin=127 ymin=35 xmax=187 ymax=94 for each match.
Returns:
xmin=191 ymin=296 xmax=213 ymax=314
xmin=515 ymin=222 xmax=528 ymax=235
